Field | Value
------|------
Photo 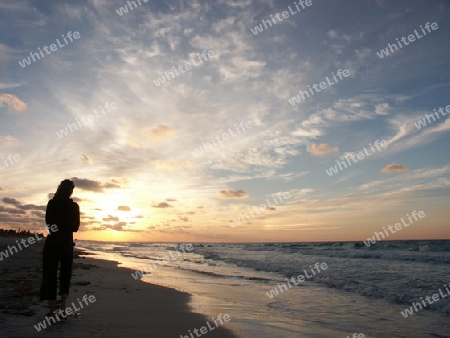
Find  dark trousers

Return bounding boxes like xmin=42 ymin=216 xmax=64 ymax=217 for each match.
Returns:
xmin=40 ymin=237 xmax=73 ymax=301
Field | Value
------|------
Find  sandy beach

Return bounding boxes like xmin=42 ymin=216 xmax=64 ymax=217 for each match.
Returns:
xmin=0 ymin=237 xmax=236 ymax=338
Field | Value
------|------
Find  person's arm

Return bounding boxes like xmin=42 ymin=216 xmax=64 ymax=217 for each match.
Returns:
xmin=72 ymin=202 xmax=80 ymax=232
xmin=45 ymin=200 xmax=54 ymax=229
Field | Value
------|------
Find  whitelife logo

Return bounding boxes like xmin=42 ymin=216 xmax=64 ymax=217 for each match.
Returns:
xmin=153 ymin=50 xmax=216 ymax=87
xmin=363 ymin=210 xmax=425 ymax=247
xmin=288 ymin=69 xmax=350 ymax=106
xmin=414 ymin=103 xmax=449 ymax=130
xmin=56 ymin=102 xmax=118 ymax=139
xmin=325 ymin=140 xmax=388 ymax=176
xmin=250 ymin=0 xmax=313 ymax=35
xmin=400 ymin=284 xmax=450 ymax=318
xmin=191 ymin=121 xmax=253 ymax=157
xmin=180 ymin=313 xmax=231 ymax=338
xmin=0 ymin=224 xmax=57 ymax=261
xmin=34 ymin=294 xmax=96 ymax=331
xmin=266 ymin=262 xmax=328 ymax=299
xmin=0 ymin=154 xmax=21 ymax=171
xmin=229 ymin=192 xmax=290 ymax=228
xmin=116 ymin=0 xmax=148 ymax=16
xmin=18 ymin=31 xmax=81 ymax=68
xmin=377 ymin=22 xmax=438 ymax=59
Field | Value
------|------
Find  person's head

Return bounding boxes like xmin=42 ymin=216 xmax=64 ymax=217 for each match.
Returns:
xmin=52 ymin=179 xmax=75 ymax=200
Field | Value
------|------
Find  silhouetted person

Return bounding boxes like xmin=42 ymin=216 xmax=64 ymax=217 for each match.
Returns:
xmin=40 ymin=179 xmax=80 ymax=317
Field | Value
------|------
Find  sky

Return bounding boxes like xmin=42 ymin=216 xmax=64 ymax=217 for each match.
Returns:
xmin=0 ymin=0 xmax=449 ymax=243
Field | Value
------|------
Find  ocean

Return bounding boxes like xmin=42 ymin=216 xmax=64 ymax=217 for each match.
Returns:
xmin=77 ymin=240 xmax=450 ymax=338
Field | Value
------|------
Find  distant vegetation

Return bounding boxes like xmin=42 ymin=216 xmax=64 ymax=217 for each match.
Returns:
xmin=0 ymin=228 xmax=44 ymax=238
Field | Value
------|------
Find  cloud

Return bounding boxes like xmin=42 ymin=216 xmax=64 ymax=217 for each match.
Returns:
xmin=358 ymin=165 xmax=450 ymax=192
xmin=102 ymin=215 xmax=120 ymax=222
xmin=0 ymin=135 xmax=19 ymax=145
xmin=127 ymin=124 xmax=176 ymax=148
xmin=225 ymin=0 xmax=252 ymax=7
xmin=0 ymin=207 xmax=26 ymax=215
xmin=316 ymin=94 xmax=393 ymax=122
xmin=218 ymin=189 xmax=249 ymax=198
xmin=0 ymin=197 xmax=46 ymax=213
xmin=327 ymin=30 xmax=338 ymax=39
xmin=17 ymin=204 xmax=46 ymax=211
xmin=90 ymin=225 xmax=107 ymax=231
xmin=149 ymin=124 xmax=176 ymax=139
xmin=290 ymin=188 xmax=314 ymax=199
xmin=265 ymin=206 xmax=276 ymax=210
xmin=117 ymin=206 xmax=131 ymax=211
xmin=71 ymin=177 xmax=121 ymax=192
xmin=152 ymin=201 xmax=173 ymax=208
xmin=0 ymin=186 xmax=4 ymax=191
xmin=103 ymin=222 xmax=128 ymax=231
xmin=381 ymin=163 xmax=409 ymax=173
xmin=0 ymin=94 xmax=27 ymax=112
xmin=0 ymin=82 xmax=24 ymax=90
xmin=275 ymin=172 xmax=309 ymax=182
xmin=80 ymin=154 xmax=92 ymax=165
xmin=31 ymin=210 xmax=45 ymax=218
xmin=291 ymin=128 xmax=323 ymax=138
xmin=114 ymin=222 xmax=127 ymax=230
xmin=355 ymin=48 xmax=372 ymax=61
xmin=307 ymin=143 xmax=339 ymax=156
xmin=375 ymin=103 xmax=389 ymax=115
xmin=3 ymin=197 xmax=21 ymax=205
xmin=166 ymin=198 xmax=177 ymax=202
xmin=154 ymin=160 xmax=192 ymax=172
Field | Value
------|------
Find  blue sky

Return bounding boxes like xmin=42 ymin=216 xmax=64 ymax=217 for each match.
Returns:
xmin=0 ymin=0 xmax=449 ymax=242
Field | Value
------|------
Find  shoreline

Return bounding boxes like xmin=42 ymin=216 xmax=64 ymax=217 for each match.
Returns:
xmin=77 ymin=242 xmax=344 ymax=337
xmin=0 ymin=237 xmax=236 ymax=337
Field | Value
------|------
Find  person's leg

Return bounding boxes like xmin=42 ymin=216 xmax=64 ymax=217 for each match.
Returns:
xmin=59 ymin=243 xmax=73 ymax=311
xmin=40 ymin=240 xmax=59 ymax=313
xmin=60 ymin=294 xmax=68 ymax=317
